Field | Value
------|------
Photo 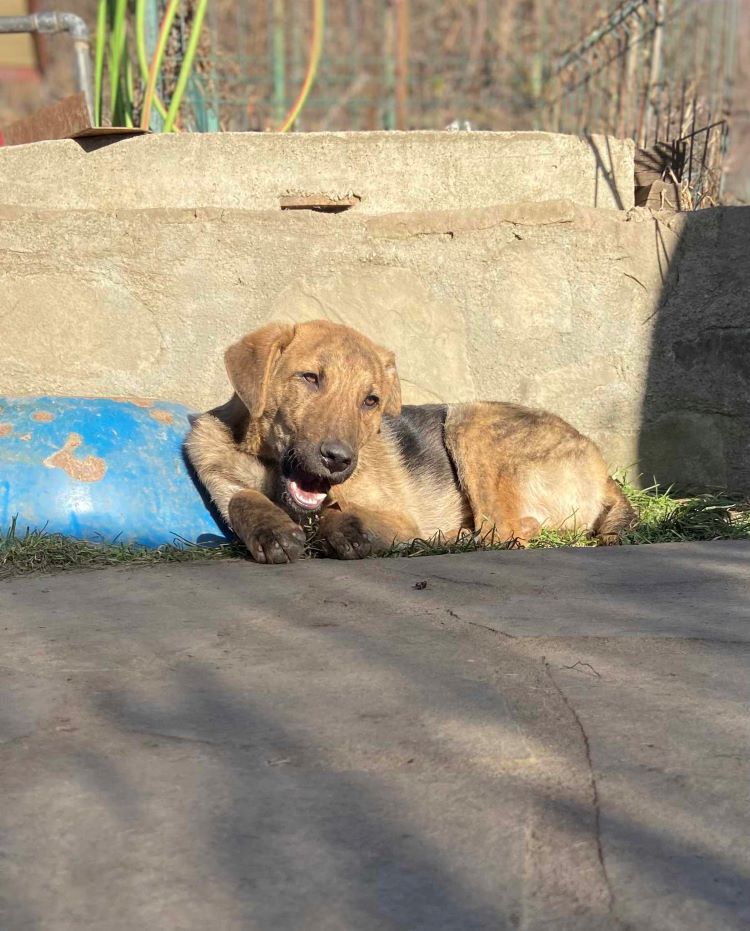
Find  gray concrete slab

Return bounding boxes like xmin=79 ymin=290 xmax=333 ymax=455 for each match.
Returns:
xmin=1 ymin=541 xmax=748 ymax=930
xmin=0 ymin=132 xmax=634 ymax=212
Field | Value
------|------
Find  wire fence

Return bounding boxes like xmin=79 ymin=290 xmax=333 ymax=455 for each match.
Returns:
xmin=156 ymin=0 xmax=739 ymax=204
xmin=200 ymin=0 xmax=534 ymax=133
xmin=544 ymin=0 xmax=739 ymax=204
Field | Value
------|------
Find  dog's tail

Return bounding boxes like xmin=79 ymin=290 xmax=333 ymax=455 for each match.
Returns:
xmin=593 ymin=478 xmax=638 ymax=544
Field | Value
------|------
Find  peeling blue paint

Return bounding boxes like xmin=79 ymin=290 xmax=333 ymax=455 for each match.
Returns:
xmin=0 ymin=397 xmax=230 ymax=548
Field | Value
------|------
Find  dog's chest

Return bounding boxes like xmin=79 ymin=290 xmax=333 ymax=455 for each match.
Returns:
xmin=406 ymin=473 xmax=472 ymax=538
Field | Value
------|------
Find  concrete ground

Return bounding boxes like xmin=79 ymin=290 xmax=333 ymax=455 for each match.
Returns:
xmin=1 ymin=541 xmax=748 ymax=931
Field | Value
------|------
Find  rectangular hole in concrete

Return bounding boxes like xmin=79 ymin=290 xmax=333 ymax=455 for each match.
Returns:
xmin=279 ymin=194 xmax=360 ymax=213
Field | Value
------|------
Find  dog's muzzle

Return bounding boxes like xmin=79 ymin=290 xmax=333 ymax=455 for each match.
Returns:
xmin=281 ymin=442 xmax=357 ymax=514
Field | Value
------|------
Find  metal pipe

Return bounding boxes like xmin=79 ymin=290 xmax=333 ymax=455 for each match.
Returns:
xmin=0 ymin=12 xmax=94 ymax=120
xmin=643 ymin=0 xmax=664 ymax=146
xmin=394 ymin=0 xmax=409 ymax=131
xmin=272 ymin=0 xmax=287 ymax=126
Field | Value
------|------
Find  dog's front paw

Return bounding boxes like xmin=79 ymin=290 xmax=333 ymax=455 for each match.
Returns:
xmin=245 ymin=520 xmax=306 ymax=564
xmin=318 ymin=512 xmax=377 ymax=560
xmin=228 ymin=492 xmax=306 ymax=564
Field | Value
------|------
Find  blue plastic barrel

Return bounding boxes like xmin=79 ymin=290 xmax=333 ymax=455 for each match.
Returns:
xmin=0 ymin=396 xmax=229 ymax=547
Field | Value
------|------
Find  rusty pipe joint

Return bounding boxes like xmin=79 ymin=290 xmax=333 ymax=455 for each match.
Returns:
xmin=0 ymin=12 xmax=94 ymax=120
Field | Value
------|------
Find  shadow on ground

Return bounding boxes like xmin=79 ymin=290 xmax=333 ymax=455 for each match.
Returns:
xmin=1 ymin=542 xmax=749 ymax=930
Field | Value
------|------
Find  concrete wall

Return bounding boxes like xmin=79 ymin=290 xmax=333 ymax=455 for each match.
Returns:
xmin=637 ymin=206 xmax=750 ymax=493
xmin=0 ymin=131 xmax=634 ymax=212
xmin=0 ymin=133 xmax=747 ymax=493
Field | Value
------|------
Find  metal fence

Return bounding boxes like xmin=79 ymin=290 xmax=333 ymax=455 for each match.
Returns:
xmin=544 ymin=0 xmax=739 ymax=204
xmin=200 ymin=0 xmax=535 ymax=133
xmin=167 ymin=0 xmax=738 ymax=203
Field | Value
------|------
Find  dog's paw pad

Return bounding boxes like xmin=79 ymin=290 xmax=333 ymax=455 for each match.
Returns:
xmin=247 ymin=524 xmax=306 ymax=564
xmin=319 ymin=515 xmax=375 ymax=560
xmin=595 ymin=532 xmax=623 ymax=547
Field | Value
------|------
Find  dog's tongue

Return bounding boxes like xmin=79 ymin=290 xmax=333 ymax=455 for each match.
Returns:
xmin=287 ymin=479 xmax=327 ymax=511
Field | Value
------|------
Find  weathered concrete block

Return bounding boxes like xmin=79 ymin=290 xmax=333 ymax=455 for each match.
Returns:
xmin=0 ymin=134 xmax=746 ymax=493
xmin=637 ymin=206 xmax=750 ymax=492
xmin=2 ymin=197 xmax=747 ymax=491
xmin=0 ymin=131 xmax=634 ymax=212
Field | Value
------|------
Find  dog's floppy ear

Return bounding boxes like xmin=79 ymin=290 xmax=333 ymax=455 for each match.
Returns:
xmin=379 ymin=349 xmax=402 ymax=417
xmin=224 ymin=323 xmax=296 ymax=419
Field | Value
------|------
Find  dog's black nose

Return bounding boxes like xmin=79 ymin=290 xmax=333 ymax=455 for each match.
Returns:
xmin=320 ymin=439 xmax=353 ymax=474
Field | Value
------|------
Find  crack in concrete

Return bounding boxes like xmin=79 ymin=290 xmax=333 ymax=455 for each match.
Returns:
xmin=464 ymin=617 xmax=517 ymax=639
xmin=543 ymin=659 xmax=617 ymax=919
xmin=410 ymin=571 xmax=500 ymax=590
xmin=122 ymin=727 xmax=258 ymax=752
xmin=622 ymin=271 xmax=648 ymax=291
xmin=436 ymin=606 xmax=517 ymax=638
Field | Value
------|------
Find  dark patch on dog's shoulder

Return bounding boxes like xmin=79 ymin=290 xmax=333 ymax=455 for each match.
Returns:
xmin=385 ymin=405 xmax=456 ymax=485
xmin=209 ymin=394 xmax=250 ymax=445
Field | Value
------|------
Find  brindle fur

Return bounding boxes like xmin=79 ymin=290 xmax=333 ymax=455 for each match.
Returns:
xmin=186 ymin=320 xmax=636 ymax=563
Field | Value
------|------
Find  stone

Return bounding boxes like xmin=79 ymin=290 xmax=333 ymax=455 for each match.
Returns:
xmin=0 ymin=131 xmax=635 ymax=212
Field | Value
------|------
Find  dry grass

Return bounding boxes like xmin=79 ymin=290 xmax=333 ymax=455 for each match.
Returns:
xmin=2 ymin=481 xmax=748 ymax=580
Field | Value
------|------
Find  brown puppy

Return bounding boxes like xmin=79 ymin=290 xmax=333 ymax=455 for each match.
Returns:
xmin=186 ymin=320 xmax=636 ymax=563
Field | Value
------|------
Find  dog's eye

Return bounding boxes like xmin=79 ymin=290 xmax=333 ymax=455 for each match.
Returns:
xmin=300 ymin=372 xmax=319 ymax=387
xmin=363 ymin=395 xmax=379 ymax=409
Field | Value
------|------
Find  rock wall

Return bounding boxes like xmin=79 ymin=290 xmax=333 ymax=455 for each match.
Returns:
xmin=0 ymin=131 xmax=634 ymax=212
xmin=1 ymin=133 xmax=747 ymax=493
xmin=637 ymin=206 xmax=750 ymax=493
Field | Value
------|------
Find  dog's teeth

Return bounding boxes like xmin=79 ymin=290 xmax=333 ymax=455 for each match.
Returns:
xmin=288 ymin=479 xmax=326 ymax=510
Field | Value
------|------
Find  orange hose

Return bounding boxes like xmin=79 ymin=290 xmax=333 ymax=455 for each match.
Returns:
xmin=141 ymin=0 xmax=180 ymax=131
xmin=277 ymin=0 xmax=325 ymax=132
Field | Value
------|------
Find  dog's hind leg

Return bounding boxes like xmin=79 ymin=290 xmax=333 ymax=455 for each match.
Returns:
xmin=592 ymin=478 xmax=638 ymax=545
xmin=443 ymin=410 xmax=537 ymax=544
xmin=452 ymin=465 xmax=537 ymax=545
xmin=444 ymin=402 xmax=617 ymax=544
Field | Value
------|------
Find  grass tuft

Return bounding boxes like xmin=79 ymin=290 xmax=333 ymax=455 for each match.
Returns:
xmin=1 ymin=481 xmax=748 ymax=579
xmin=0 ymin=517 xmax=247 ymax=581
xmin=620 ymin=480 xmax=750 ymax=544
xmin=381 ymin=480 xmax=750 ymax=556
xmin=381 ymin=523 xmax=521 ymax=558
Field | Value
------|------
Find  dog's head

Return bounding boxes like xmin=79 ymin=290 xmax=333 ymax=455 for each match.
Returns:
xmin=225 ymin=319 xmax=401 ymax=519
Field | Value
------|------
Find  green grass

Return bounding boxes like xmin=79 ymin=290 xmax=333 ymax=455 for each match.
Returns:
xmin=386 ymin=480 xmax=750 ymax=556
xmin=0 ymin=517 xmax=247 ymax=581
xmin=615 ymin=481 xmax=750 ymax=545
xmin=1 ymin=482 xmax=748 ymax=579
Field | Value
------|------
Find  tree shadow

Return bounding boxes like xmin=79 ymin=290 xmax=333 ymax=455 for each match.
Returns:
xmin=584 ymin=132 xmax=626 ymax=210
xmin=2 ymin=545 xmax=750 ymax=928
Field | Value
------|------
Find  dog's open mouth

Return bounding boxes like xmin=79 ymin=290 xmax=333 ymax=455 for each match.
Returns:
xmin=284 ymin=470 xmax=330 ymax=512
